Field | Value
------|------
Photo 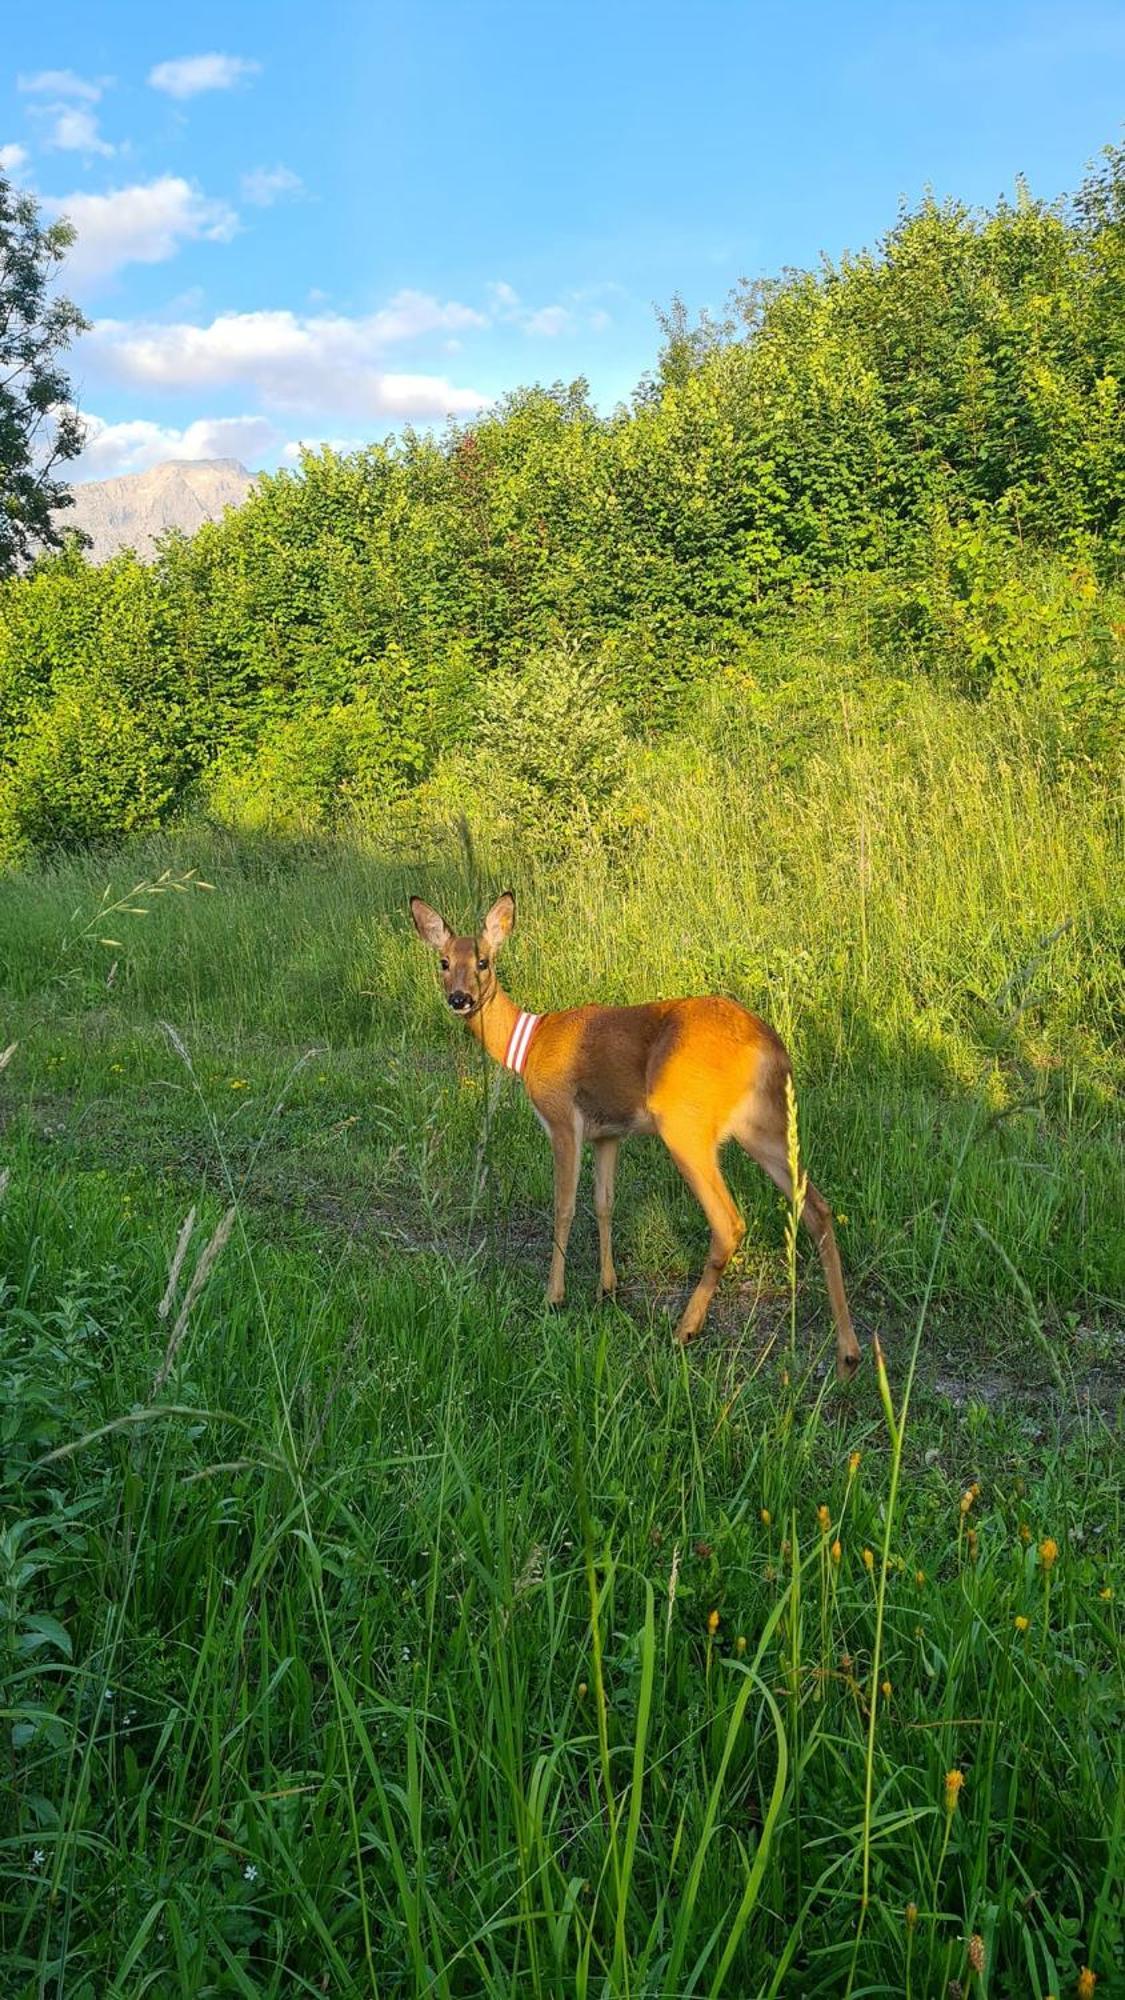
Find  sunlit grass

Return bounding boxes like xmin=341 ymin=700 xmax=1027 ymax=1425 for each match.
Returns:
xmin=0 ymin=670 xmax=1122 ymax=1993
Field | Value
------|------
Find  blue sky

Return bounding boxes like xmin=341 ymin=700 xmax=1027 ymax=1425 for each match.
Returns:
xmin=3 ymin=0 xmax=1123 ymax=481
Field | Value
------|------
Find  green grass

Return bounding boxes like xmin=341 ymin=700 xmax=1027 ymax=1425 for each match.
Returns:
xmin=1 ymin=674 xmax=1123 ymax=1995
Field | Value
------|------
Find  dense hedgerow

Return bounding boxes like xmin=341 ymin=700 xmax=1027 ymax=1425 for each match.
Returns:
xmin=2 ymin=150 xmax=1125 ymax=858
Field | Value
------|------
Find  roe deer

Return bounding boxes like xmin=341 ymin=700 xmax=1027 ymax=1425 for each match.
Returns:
xmin=409 ymin=891 xmax=861 ymax=1380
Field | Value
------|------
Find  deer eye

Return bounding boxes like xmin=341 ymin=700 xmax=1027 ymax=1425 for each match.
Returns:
xmin=440 ymin=958 xmax=449 ymax=972
xmin=477 ymin=958 xmax=489 ymax=972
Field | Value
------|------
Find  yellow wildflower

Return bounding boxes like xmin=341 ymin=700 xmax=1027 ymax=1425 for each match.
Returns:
xmin=863 ymin=1547 xmax=875 ymax=1571
xmin=967 ymin=1528 xmax=979 ymax=1561
xmin=577 ymin=1682 xmax=588 ymax=1699
xmin=881 ymin=1679 xmax=892 ymax=1700
xmin=1019 ymin=1522 xmax=1032 ymax=1545
xmin=848 ymin=1450 xmax=861 ymax=1476
xmin=944 ymin=1768 xmax=964 ymax=1813
xmin=760 ymin=1507 xmax=771 ymax=1526
xmin=817 ymin=1504 xmax=831 ymax=1533
xmin=1039 ymin=1537 xmax=1059 ymax=1571
xmin=1077 ymin=1970 xmax=1096 ymax=2000
xmin=706 ymin=1609 xmax=720 ymax=1636
xmin=960 ymin=1489 xmax=975 ymax=1515
xmin=228 ymin=1078 xmax=248 ymax=1091
xmin=1014 ymin=1614 xmax=1030 ymax=1632
xmin=915 ymin=1569 xmax=925 ymax=1588
xmin=1099 ymin=1586 xmax=1113 ymax=1601
xmin=735 ymin=1634 xmax=746 ymax=1656
xmin=830 ymin=1539 xmax=842 ymax=1567
xmin=904 ymin=1900 xmax=918 ymax=1929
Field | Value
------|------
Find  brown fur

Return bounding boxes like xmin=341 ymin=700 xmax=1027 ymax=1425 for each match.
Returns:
xmin=409 ymin=891 xmax=860 ymax=1380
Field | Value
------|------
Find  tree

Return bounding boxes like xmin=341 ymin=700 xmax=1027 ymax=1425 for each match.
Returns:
xmin=0 ymin=173 xmax=89 ymax=577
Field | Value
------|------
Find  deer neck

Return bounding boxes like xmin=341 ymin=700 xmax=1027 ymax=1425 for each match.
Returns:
xmin=467 ymin=983 xmax=523 ymax=1067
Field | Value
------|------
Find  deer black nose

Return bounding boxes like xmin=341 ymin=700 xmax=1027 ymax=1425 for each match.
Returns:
xmin=449 ymin=990 xmax=471 ymax=1011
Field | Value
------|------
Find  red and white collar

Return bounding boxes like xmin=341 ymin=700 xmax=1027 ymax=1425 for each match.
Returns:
xmin=503 ymin=1010 xmax=541 ymax=1076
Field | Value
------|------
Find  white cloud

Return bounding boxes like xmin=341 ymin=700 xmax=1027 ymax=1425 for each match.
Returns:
xmin=148 ymin=54 xmax=260 ymax=99
xmin=240 ymin=164 xmax=303 ymax=207
xmin=0 ymin=143 xmax=29 ymax=175
xmin=71 ymin=411 xmax=281 ymax=479
xmin=19 ymin=69 xmax=105 ymax=102
xmin=46 ymin=107 xmax=115 ymax=157
xmin=88 ymin=299 xmax=491 ymax=419
xmin=522 ymin=305 xmax=572 ymax=337
xmin=43 ymin=177 xmax=238 ymax=283
xmin=281 ymin=435 xmax=371 ymax=463
xmin=487 ymin=280 xmax=611 ymax=338
xmin=366 ymin=290 xmax=487 ymax=341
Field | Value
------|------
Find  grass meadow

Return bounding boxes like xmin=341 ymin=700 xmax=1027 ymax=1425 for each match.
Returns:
xmin=1 ymin=677 xmax=1123 ymax=1996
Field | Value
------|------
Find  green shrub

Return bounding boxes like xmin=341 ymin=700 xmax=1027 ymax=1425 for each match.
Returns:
xmin=0 ymin=686 xmax=189 ymax=862
xmin=4 ymin=148 xmax=1125 ymax=859
xmin=205 ymin=684 xmax=426 ymax=834
xmin=473 ymin=640 xmax=629 ymax=849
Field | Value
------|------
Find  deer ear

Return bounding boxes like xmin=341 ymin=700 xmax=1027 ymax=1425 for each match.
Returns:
xmin=410 ymin=897 xmax=452 ymax=953
xmin=482 ymin=890 xmax=516 ymax=952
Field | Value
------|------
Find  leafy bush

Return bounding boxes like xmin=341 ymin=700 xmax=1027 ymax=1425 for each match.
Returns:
xmin=0 ymin=686 xmax=190 ymax=863
xmin=861 ymin=512 xmax=1125 ymax=760
xmin=4 ymin=148 xmax=1125 ymax=858
xmin=466 ymin=640 xmax=629 ymax=850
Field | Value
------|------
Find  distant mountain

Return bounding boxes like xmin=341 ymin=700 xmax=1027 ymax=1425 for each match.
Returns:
xmin=60 ymin=458 xmax=255 ymax=563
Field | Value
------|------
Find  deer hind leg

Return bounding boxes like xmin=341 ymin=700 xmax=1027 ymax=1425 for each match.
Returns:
xmin=657 ymin=1117 xmax=745 ymax=1345
xmin=546 ymin=1121 xmax=581 ymax=1308
xmin=737 ymin=1120 xmax=860 ymax=1382
xmin=593 ymin=1137 xmax=619 ymax=1301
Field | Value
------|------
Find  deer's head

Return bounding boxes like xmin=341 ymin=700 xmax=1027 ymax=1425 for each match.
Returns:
xmin=409 ymin=890 xmax=515 ymax=1018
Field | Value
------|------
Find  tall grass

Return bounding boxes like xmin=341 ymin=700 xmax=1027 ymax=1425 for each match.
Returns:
xmin=0 ymin=672 xmax=1122 ymax=1992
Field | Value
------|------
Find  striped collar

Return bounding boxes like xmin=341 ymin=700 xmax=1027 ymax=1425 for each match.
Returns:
xmin=502 ymin=1009 xmax=541 ymax=1076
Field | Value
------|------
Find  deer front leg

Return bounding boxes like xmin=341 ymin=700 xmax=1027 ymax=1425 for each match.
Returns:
xmin=593 ymin=1137 xmax=619 ymax=1301
xmin=546 ymin=1122 xmax=581 ymax=1307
